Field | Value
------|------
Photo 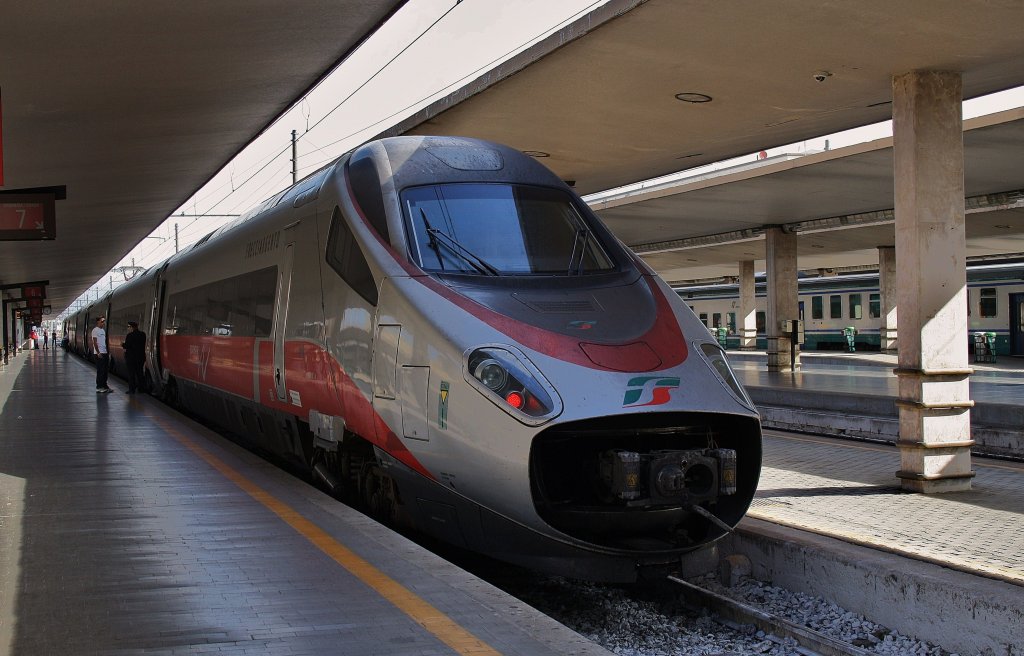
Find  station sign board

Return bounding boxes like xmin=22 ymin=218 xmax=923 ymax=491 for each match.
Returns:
xmin=22 ymin=284 xmax=45 ymax=299
xmin=0 ymin=190 xmax=61 ymax=241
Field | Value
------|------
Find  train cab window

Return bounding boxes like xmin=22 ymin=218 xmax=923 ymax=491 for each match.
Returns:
xmin=699 ymin=313 xmax=708 ymax=327
xmin=830 ymin=295 xmax=843 ymax=319
xmin=811 ymin=296 xmax=823 ymax=320
xmin=849 ymin=294 xmax=863 ymax=320
xmin=869 ymin=293 xmax=881 ymax=319
xmin=756 ymin=311 xmax=766 ymax=333
xmin=327 ymin=208 xmax=379 ymax=306
xmin=401 ymin=183 xmax=614 ymax=276
xmin=980 ymin=288 xmax=997 ymax=318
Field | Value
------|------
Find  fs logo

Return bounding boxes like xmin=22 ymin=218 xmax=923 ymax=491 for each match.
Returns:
xmin=622 ymin=376 xmax=681 ymax=407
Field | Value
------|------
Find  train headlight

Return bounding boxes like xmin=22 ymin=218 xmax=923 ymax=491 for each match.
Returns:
xmin=696 ymin=342 xmax=754 ymax=409
xmin=465 ymin=346 xmax=562 ymax=425
xmin=474 ymin=359 xmax=508 ymax=391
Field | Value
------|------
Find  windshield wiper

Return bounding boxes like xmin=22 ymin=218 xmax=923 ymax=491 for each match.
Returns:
xmin=567 ymin=227 xmax=591 ymax=275
xmin=425 ymin=225 xmax=501 ymax=276
xmin=419 ymin=209 xmax=446 ymax=271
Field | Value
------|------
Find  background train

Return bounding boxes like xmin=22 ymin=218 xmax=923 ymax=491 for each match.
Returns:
xmin=64 ymin=136 xmax=762 ymax=582
xmin=676 ymin=261 xmax=1024 ymax=356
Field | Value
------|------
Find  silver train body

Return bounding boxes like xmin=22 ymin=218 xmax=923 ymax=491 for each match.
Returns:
xmin=67 ymin=136 xmax=762 ymax=582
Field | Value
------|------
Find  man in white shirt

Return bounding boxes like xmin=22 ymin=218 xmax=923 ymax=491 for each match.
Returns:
xmin=91 ymin=317 xmax=112 ymax=393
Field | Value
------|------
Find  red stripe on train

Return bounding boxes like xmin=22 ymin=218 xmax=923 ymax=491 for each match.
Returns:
xmin=161 ymin=335 xmax=433 ymax=480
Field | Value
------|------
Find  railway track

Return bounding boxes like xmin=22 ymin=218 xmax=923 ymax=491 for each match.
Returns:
xmin=668 ymin=575 xmax=875 ymax=656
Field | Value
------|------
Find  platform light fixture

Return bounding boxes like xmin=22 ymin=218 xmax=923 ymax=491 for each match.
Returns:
xmin=675 ymin=92 xmax=712 ymax=103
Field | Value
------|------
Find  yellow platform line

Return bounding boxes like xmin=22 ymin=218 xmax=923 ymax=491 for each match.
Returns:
xmin=144 ymin=407 xmax=501 ymax=656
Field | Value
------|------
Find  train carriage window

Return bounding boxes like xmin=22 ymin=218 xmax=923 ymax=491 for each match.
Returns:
xmin=980 ymin=288 xmax=997 ymax=318
xmin=327 ymin=207 xmax=379 ymax=306
xmin=712 ymin=313 xmax=722 ymax=328
xmin=727 ymin=312 xmax=736 ymax=335
xmin=166 ymin=267 xmax=276 ymax=338
xmin=811 ymin=296 xmax=823 ymax=320
xmin=869 ymin=293 xmax=880 ymax=319
xmin=699 ymin=313 xmax=708 ymax=327
xmin=756 ymin=311 xmax=766 ymax=333
xmin=830 ymin=295 xmax=843 ymax=319
xmin=849 ymin=294 xmax=863 ymax=320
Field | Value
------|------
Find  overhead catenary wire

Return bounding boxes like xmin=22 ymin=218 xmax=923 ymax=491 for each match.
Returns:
xmin=194 ymin=1 xmax=466 ymax=221
xmin=67 ymin=1 xmax=609 ymax=314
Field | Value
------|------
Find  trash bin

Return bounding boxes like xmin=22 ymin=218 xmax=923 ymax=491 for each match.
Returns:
xmin=715 ymin=326 xmax=728 ymax=349
xmin=973 ymin=332 xmax=993 ymax=363
xmin=843 ymin=326 xmax=857 ymax=352
xmin=985 ymin=331 xmax=997 ymax=363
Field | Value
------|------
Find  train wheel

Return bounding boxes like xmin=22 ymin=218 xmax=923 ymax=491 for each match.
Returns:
xmin=162 ymin=378 xmax=179 ymax=409
xmin=361 ymin=464 xmax=399 ymax=524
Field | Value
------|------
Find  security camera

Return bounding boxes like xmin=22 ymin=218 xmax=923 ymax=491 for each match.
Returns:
xmin=813 ymin=71 xmax=832 ymax=82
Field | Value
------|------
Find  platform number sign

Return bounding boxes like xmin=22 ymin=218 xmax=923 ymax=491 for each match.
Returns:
xmin=0 ymin=193 xmax=57 ymax=240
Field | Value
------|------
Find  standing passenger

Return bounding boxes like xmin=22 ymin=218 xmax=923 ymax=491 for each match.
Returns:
xmin=122 ymin=321 xmax=146 ymax=394
xmin=43 ymin=329 xmax=49 ymax=349
xmin=92 ymin=317 xmax=112 ymax=393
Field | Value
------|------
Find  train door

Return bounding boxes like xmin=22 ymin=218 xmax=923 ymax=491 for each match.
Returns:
xmin=273 ymin=238 xmax=296 ymax=401
xmin=1010 ymin=293 xmax=1024 ymax=356
xmin=150 ymin=264 xmax=170 ymax=385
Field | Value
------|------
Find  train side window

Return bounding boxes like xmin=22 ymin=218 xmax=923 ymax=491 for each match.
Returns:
xmin=699 ymin=313 xmax=708 ymax=327
xmin=327 ymin=207 xmax=379 ymax=306
xmin=346 ymin=153 xmax=390 ymax=243
xmin=980 ymin=288 xmax=997 ymax=317
xmin=756 ymin=311 xmax=766 ymax=333
xmin=830 ymin=295 xmax=843 ymax=319
xmin=727 ymin=312 xmax=736 ymax=334
xmin=811 ymin=296 xmax=823 ymax=320
xmin=712 ymin=313 xmax=722 ymax=328
xmin=869 ymin=293 xmax=881 ymax=319
xmin=849 ymin=294 xmax=863 ymax=320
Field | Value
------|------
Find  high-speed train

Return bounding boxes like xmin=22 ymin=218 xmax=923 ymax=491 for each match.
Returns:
xmin=65 ymin=136 xmax=762 ymax=582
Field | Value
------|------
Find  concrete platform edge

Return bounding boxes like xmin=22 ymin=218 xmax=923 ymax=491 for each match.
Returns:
xmin=750 ymin=390 xmax=1024 ymax=458
xmin=720 ymin=517 xmax=1024 ymax=656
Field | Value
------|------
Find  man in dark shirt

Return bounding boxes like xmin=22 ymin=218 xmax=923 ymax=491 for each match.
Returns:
xmin=122 ymin=321 xmax=147 ymax=394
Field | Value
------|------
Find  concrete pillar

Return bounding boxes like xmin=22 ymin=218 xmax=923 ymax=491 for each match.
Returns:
xmin=765 ymin=227 xmax=799 ymax=372
xmin=878 ymin=246 xmax=897 ymax=352
xmin=738 ymin=260 xmax=757 ymax=350
xmin=892 ymin=70 xmax=974 ymax=493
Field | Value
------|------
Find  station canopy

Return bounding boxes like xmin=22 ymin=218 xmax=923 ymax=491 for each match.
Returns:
xmin=0 ymin=1 xmax=404 ymax=313
xmin=379 ymin=0 xmax=1024 ymax=281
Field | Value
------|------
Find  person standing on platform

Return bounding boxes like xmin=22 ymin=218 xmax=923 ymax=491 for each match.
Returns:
xmin=30 ymin=329 xmax=38 ymax=349
xmin=92 ymin=317 xmax=112 ymax=393
xmin=122 ymin=321 xmax=146 ymax=394
xmin=43 ymin=329 xmax=49 ymax=349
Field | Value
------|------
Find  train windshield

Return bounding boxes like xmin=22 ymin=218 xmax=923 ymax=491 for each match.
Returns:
xmin=402 ymin=183 xmax=615 ymax=275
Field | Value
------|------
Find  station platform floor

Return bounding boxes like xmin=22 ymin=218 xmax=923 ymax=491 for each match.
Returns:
xmin=1 ymin=347 xmax=1020 ymax=654
xmin=728 ymin=351 xmax=1023 ymax=586
xmin=0 ymin=350 xmax=612 ymax=656
xmin=727 ymin=348 xmax=1024 ymax=406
